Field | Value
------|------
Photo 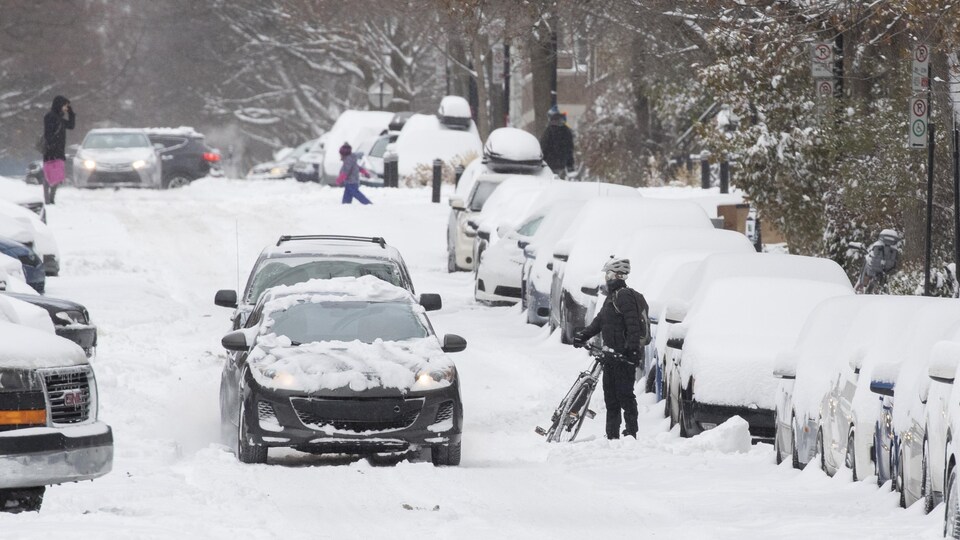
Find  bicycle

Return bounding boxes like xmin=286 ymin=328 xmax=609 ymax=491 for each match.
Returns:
xmin=536 ymin=343 xmax=624 ymax=443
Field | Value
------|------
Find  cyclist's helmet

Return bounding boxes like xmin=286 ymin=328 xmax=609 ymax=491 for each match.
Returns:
xmin=879 ymin=229 xmax=902 ymax=246
xmin=603 ymin=257 xmax=630 ymax=280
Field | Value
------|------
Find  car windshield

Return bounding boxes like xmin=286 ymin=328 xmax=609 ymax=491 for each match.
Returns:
xmin=268 ymin=301 xmax=429 ymax=344
xmin=246 ymin=257 xmax=404 ymax=303
xmin=369 ymin=136 xmax=390 ymax=158
xmin=517 ymin=215 xmax=545 ymax=236
xmin=83 ymin=133 xmax=150 ymax=149
xmin=469 ymin=181 xmax=500 ymax=212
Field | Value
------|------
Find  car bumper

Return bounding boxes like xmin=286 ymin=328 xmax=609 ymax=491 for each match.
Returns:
xmin=246 ymin=384 xmax=463 ymax=454
xmin=476 ymin=253 xmax=523 ymax=304
xmin=74 ymin=165 xmax=161 ymax=189
xmin=526 ymin=282 xmax=551 ymax=325
xmin=55 ymin=324 xmax=97 ymax=357
xmin=0 ymin=422 xmax=113 ymax=489
xmin=42 ymin=255 xmax=59 ymax=277
xmin=687 ymin=399 xmax=775 ymax=440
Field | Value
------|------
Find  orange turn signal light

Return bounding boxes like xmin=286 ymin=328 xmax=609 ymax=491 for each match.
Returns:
xmin=0 ymin=409 xmax=46 ymax=425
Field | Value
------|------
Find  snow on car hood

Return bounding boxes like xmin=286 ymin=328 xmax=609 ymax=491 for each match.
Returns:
xmin=79 ymin=147 xmax=154 ymax=163
xmin=0 ymin=321 xmax=87 ymax=369
xmin=248 ymin=336 xmax=453 ymax=393
xmin=0 ymin=200 xmax=57 ymax=258
xmin=0 ymin=176 xmax=44 ymax=205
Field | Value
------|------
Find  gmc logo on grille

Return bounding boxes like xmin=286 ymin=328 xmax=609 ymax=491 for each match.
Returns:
xmin=63 ymin=390 xmax=83 ymax=407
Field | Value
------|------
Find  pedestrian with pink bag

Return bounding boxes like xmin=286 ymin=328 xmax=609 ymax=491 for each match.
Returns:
xmin=41 ymin=95 xmax=75 ymax=204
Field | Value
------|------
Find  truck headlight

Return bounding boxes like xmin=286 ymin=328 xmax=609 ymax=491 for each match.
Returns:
xmin=132 ymin=160 xmax=146 ymax=170
xmin=0 ymin=369 xmax=43 ymax=391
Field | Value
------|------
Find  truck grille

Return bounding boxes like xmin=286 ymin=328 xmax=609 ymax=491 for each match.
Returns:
xmin=42 ymin=367 xmax=93 ymax=425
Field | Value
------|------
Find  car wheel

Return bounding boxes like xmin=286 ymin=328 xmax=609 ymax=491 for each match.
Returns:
xmin=431 ymin=442 xmax=461 ymax=467
xmin=897 ymin=445 xmax=907 ymax=508
xmin=817 ymin=427 xmax=830 ymax=476
xmin=0 ymin=487 xmax=44 ymax=513
xmin=236 ymin=401 xmax=267 ymax=464
xmin=923 ymin=437 xmax=935 ymax=513
xmin=791 ymin=415 xmax=802 ymax=469
xmin=845 ymin=429 xmax=858 ymax=481
xmin=665 ymin=382 xmax=676 ymax=427
xmin=946 ymin=466 xmax=960 ymax=539
xmin=643 ymin=368 xmax=655 ymax=394
xmin=774 ymin=421 xmax=783 ymax=465
xmin=447 ymin=248 xmax=458 ymax=273
xmin=678 ymin=395 xmax=698 ymax=438
xmin=163 ymin=175 xmax=191 ymax=189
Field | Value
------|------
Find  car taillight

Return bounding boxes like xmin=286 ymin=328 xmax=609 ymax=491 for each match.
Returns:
xmin=203 ymin=152 xmax=221 ymax=162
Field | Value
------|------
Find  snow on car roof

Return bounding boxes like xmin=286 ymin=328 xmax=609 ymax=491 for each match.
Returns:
xmin=261 ymin=276 xmax=415 ymax=312
xmin=681 ymin=276 xmax=853 ymax=408
xmin=87 ymin=128 xmax=149 ymax=134
xmin=640 ymin=186 xmax=745 ymax=218
xmin=483 ymin=127 xmax=542 ymax=162
xmin=438 ymin=95 xmax=472 ymax=118
xmin=142 ymin=126 xmax=203 ymax=137
xmin=395 ymin=113 xmax=481 ymax=176
xmin=0 ymin=320 xmax=87 ymax=369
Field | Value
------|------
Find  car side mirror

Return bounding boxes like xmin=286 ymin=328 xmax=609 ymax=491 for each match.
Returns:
xmin=546 ymin=262 xmax=553 ymax=271
xmin=153 ymin=143 xmax=166 ymax=151
xmin=67 ymin=144 xmax=80 ymax=153
xmin=441 ymin=334 xmax=467 ymax=353
xmin=848 ymin=353 xmax=863 ymax=375
xmin=773 ymin=351 xmax=798 ymax=380
xmin=664 ymin=301 xmax=686 ymax=323
xmin=215 ymin=289 xmax=238 ymax=308
xmin=581 ymin=285 xmax=599 ymax=297
xmin=929 ymin=344 xmax=960 ymax=384
xmin=518 ymin=239 xmax=530 ymax=249
xmin=869 ymin=381 xmax=895 ymax=397
xmin=221 ymin=330 xmax=249 ymax=352
xmin=449 ymin=197 xmax=465 ymax=210
xmin=419 ymin=293 xmax=442 ymax=312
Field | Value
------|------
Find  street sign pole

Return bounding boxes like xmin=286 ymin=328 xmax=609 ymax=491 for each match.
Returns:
xmin=925 ymin=122 xmax=936 ymax=296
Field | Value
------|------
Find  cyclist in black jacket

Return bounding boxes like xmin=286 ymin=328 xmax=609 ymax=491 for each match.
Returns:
xmin=573 ymin=258 xmax=646 ymax=439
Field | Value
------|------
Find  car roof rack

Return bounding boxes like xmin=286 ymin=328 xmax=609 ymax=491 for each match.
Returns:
xmin=276 ymin=235 xmax=387 ymax=248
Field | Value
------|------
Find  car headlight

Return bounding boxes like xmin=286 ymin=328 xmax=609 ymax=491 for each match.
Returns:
xmin=0 ymin=369 xmax=43 ymax=392
xmin=83 ymin=159 xmax=96 ymax=170
xmin=261 ymin=368 xmax=298 ymax=389
xmin=55 ymin=310 xmax=87 ymax=325
xmin=270 ymin=167 xmax=285 ymax=175
xmin=414 ymin=366 xmax=457 ymax=390
xmin=132 ymin=160 xmax=146 ymax=170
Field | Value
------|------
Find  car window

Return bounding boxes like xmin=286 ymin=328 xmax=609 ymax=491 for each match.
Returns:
xmin=83 ymin=133 xmax=151 ymax=149
xmin=246 ymin=257 xmax=405 ymax=303
xmin=468 ymin=181 xmax=500 ymax=212
xmin=369 ymin=136 xmax=390 ymax=158
xmin=517 ymin=215 xmax=545 ymax=236
xmin=267 ymin=301 xmax=428 ymax=344
xmin=152 ymin=136 xmax=187 ymax=149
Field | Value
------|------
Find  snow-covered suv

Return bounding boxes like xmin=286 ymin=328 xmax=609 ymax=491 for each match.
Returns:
xmin=215 ymin=235 xmax=421 ymax=329
xmin=218 ymin=276 xmax=465 ymax=466
xmin=0 ymin=321 xmax=113 ymax=511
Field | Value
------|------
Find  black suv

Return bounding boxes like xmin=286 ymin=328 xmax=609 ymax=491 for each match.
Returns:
xmin=145 ymin=128 xmax=221 ymax=188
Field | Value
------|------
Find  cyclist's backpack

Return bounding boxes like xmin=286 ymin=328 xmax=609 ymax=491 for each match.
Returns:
xmin=866 ymin=236 xmax=900 ymax=278
xmin=613 ymin=287 xmax=652 ymax=347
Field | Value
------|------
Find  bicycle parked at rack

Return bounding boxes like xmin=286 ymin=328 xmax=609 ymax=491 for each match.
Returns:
xmin=536 ymin=343 xmax=624 ymax=443
xmin=849 ymin=229 xmax=903 ymax=295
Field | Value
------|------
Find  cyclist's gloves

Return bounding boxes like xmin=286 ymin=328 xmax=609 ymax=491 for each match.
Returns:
xmin=572 ymin=332 xmax=587 ymax=348
xmin=624 ymin=346 xmax=640 ymax=357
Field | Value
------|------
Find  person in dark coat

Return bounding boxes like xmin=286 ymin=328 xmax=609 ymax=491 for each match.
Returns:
xmin=41 ymin=95 xmax=75 ymax=204
xmin=336 ymin=143 xmax=372 ymax=205
xmin=539 ymin=106 xmax=575 ymax=178
xmin=573 ymin=258 xmax=647 ymax=439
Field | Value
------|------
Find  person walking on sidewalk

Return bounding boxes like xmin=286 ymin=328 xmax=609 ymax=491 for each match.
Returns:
xmin=41 ymin=95 xmax=75 ymax=204
xmin=539 ymin=106 xmax=575 ymax=178
xmin=572 ymin=258 xmax=649 ymax=439
xmin=336 ymin=143 xmax=372 ymax=205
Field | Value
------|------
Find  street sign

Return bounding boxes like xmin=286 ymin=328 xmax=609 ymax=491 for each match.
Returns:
xmin=815 ymin=79 xmax=834 ymax=99
xmin=910 ymin=97 xmax=929 ymax=148
xmin=811 ymin=42 xmax=833 ymax=78
xmin=367 ymin=81 xmax=394 ymax=110
xmin=912 ymin=43 xmax=930 ymax=94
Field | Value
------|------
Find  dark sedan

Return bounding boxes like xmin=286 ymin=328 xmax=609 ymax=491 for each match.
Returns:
xmin=0 ymin=238 xmax=44 ymax=294
xmin=2 ymin=292 xmax=97 ymax=357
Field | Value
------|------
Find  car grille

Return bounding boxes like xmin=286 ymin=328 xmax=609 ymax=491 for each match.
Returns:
xmin=434 ymin=401 xmax=454 ymax=423
xmin=477 ymin=279 xmax=485 ymax=292
xmin=493 ymin=285 xmax=522 ymax=298
xmin=291 ymin=398 xmax=422 ymax=433
xmin=41 ymin=367 xmax=93 ymax=425
xmin=89 ymin=171 xmax=141 ymax=184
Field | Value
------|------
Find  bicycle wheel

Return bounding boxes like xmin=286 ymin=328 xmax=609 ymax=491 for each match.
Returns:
xmin=549 ymin=379 xmax=596 ymax=443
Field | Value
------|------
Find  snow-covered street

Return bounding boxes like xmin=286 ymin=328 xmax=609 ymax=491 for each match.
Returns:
xmin=0 ymin=180 xmax=943 ymax=539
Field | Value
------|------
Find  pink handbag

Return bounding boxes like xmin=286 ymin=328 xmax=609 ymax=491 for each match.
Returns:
xmin=43 ymin=159 xmax=66 ymax=186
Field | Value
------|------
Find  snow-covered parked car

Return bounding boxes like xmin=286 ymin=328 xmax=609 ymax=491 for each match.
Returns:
xmin=72 ymin=129 xmax=162 ymax=189
xmin=663 ymin=253 xmax=853 ymax=440
xmin=549 ymin=198 xmax=713 ymax=344
xmin=247 ymin=138 xmax=318 ymax=181
xmin=880 ymin=300 xmax=960 ymax=508
xmin=0 ymin=199 xmax=61 ymax=276
xmin=475 ymin=179 xmax=639 ymax=304
xmin=0 ymin=321 xmax=113 ymax=512
xmin=447 ymin=173 xmax=512 ymax=272
xmin=359 ymin=132 xmax=397 ymax=185
xmin=522 ymin=200 xmax=587 ymax=326
xmin=292 ymin=135 xmax=327 ymax=183
xmin=394 ymin=111 xmax=481 ymax=180
xmin=0 ymin=176 xmax=45 ymax=223
xmin=2 ymin=292 xmax=97 ymax=358
xmin=584 ymin=228 xmax=756 ymax=395
xmin=215 ymin=235 xmax=424 ymax=330
xmin=218 ymin=276 xmax=465 ymax=466
xmin=0 ymin=236 xmax=44 ymax=293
